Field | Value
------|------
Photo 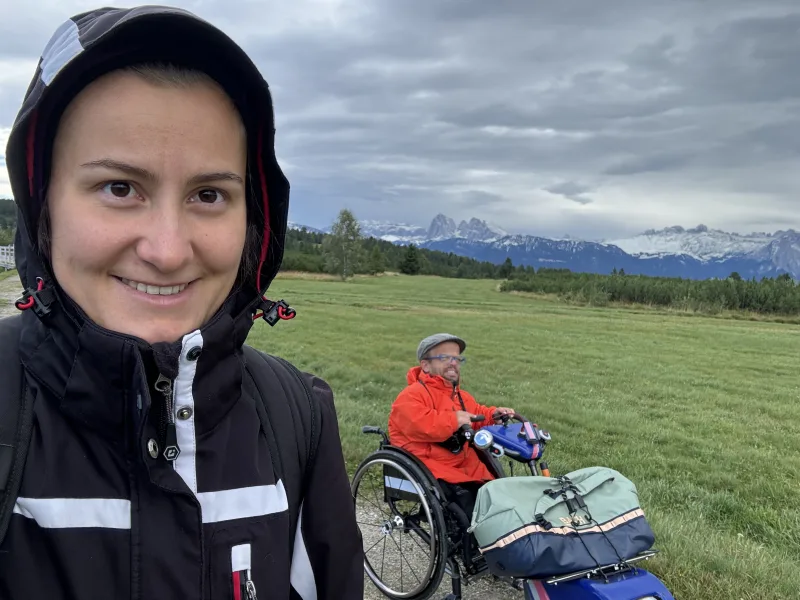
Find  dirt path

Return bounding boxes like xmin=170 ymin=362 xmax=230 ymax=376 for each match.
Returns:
xmin=0 ymin=273 xmax=22 ymax=319
xmin=363 ymin=572 xmax=523 ymax=600
xmin=357 ymin=498 xmax=524 ymax=600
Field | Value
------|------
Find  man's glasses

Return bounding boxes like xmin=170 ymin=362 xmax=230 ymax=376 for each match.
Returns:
xmin=425 ymin=354 xmax=467 ymax=364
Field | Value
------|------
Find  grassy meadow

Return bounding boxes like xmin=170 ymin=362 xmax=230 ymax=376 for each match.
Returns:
xmin=248 ymin=273 xmax=800 ymax=600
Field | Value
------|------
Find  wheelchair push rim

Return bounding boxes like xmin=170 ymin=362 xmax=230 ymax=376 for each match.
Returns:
xmin=351 ymin=452 xmax=448 ymax=599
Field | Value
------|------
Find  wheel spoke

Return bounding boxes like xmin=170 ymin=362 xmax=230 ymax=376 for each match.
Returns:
xmin=353 ymin=454 xmax=446 ymax=598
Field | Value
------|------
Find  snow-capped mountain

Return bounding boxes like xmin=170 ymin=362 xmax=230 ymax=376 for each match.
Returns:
xmin=748 ymin=230 xmax=800 ymax=277
xmin=455 ymin=217 xmax=508 ymax=242
xmin=427 ymin=214 xmax=457 ymax=239
xmin=604 ymin=225 xmax=776 ymax=260
xmin=287 ymin=221 xmax=325 ymax=234
xmin=287 ymin=216 xmax=799 ymax=280
xmin=295 ymin=213 xmax=508 ymax=244
xmin=422 ymin=235 xmax=786 ymax=280
xmin=359 ymin=214 xmax=507 ymax=243
xmin=358 ymin=220 xmax=428 ymax=243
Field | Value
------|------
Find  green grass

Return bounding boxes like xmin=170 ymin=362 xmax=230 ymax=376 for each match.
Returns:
xmin=0 ymin=269 xmax=17 ymax=282
xmin=247 ymin=274 xmax=800 ymax=600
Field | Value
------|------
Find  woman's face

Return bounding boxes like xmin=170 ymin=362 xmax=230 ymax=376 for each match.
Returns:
xmin=47 ymin=69 xmax=248 ymax=344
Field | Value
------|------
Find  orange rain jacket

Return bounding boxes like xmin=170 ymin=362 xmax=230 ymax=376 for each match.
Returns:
xmin=388 ymin=366 xmax=499 ymax=484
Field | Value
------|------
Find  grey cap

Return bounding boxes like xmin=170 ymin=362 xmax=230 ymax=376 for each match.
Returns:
xmin=417 ymin=333 xmax=467 ymax=362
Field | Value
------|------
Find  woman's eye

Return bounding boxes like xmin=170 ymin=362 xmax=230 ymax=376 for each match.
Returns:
xmin=102 ymin=182 xmax=135 ymax=198
xmin=195 ymin=189 xmax=224 ymax=204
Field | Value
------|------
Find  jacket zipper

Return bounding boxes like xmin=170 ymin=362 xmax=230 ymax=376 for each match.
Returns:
xmin=154 ymin=374 xmax=180 ymax=461
xmin=232 ymin=543 xmax=258 ymax=599
xmin=243 ymin=571 xmax=257 ymax=599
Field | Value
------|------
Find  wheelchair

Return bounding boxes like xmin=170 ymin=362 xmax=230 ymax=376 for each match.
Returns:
xmin=352 ymin=413 xmax=676 ymax=600
xmin=351 ymin=414 xmax=526 ymax=600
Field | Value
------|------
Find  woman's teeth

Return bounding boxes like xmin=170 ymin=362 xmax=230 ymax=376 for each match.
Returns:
xmin=120 ymin=278 xmax=187 ymax=296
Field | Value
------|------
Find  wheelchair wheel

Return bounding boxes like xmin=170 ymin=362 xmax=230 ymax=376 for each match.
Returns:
xmin=352 ymin=449 xmax=448 ymax=600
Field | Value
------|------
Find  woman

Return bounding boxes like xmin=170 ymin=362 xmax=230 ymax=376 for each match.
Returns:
xmin=0 ymin=6 xmax=363 ymax=599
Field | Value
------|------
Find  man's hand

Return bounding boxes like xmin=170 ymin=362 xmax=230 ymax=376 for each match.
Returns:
xmin=493 ymin=407 xmax=515 ymax=422
xmin=455 ymin=411 xmax=477 ymax=427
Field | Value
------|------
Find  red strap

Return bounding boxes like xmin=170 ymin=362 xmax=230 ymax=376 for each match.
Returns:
xmin=232 ymin=571 xmax=241 ymax=600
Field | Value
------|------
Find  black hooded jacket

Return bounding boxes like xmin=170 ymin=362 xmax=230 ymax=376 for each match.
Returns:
xmin=0 ymin=6 xmax=363 ymax=599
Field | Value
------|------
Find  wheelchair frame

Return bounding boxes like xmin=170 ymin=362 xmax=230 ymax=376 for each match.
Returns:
xmin=353 ymin=426 xmax=519 ymax=600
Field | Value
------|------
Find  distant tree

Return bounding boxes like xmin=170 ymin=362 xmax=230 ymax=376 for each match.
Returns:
xmin=367 ymin=245 xmax=385 ymax=275
xmin=618 ymin=268 xmax=626 ymax=276
xmin=399 ymin=244 xmax=421 ymax=275
xmin=612 ymin=267 xmax=618 ymax=275
xmin=0 ymin=199 xmax=17 ymax=230
xmin=728 ymin=271 xmax=742 ymax=281
xmin=499 ymin=257 xmax=514 ymax=279
xmin=0 ymin=227 xmax=13 ymax=246
xmin=322 ymin=209 xmax=364 ymax=280
xmin=776 ymin=272 xmax=793 ymax=283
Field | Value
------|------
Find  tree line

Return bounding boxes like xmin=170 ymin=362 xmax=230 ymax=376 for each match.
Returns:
xmin=283 ymin=209 xmax=517 ymax=280
xmin=501 ymin=267 xmax=800 ymax=316
xmin=0 ymin=199 xmax=15 ymax=246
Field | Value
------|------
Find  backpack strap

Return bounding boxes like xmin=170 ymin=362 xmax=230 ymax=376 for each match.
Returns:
xmin=0 ymin=314 xmax=33 ymax=547
xmin=241 ymin=344 xmax=321 ymax=553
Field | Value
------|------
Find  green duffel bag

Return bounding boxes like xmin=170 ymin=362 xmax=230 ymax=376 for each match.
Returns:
xmin=468 ymin=466 xmax=655 ymax=579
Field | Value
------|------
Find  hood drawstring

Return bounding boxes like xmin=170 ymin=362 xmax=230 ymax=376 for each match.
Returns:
xmin=15 ymin=277 xmax=296 ymax=328
xmin=253 ymin=297 xmax=296 ymax=326
xmin=15 ymin=276 xmax=57 ymax=319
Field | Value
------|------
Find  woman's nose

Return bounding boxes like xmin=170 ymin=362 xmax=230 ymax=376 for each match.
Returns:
xmin=135 ymin=205 xmax=193 ymax=273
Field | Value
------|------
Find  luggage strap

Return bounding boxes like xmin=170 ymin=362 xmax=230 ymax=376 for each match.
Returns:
xmin=533 ymin=473 xmax=632 ymax=576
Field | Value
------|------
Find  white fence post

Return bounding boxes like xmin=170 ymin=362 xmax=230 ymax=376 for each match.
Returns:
xmin=0 ymin=245 xmax=14 ymax=270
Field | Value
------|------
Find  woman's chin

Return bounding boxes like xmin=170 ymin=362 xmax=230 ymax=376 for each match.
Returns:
xmin=99 ymin=317 xmax=203 ymax=345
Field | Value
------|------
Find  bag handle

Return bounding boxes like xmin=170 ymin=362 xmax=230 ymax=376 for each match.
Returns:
xmin=532 ymin=470 xmax=616 ymax=517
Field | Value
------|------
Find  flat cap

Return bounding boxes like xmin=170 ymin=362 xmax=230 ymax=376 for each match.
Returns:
xmin=417 ymin=333 xmax=467 ymax=362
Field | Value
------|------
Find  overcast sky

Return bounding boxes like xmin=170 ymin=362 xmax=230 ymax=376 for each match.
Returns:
xmin=2 ymin=0 xmax=800 ymax=240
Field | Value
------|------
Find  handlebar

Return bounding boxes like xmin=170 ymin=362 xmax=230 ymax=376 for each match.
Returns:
xmin=492 ymin=411 xmax=526 ymax=424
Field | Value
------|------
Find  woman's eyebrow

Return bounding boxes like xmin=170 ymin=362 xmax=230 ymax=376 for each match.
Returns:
xmin=80 ymin=159 xmax=244 ymax=186
xmin=81 ymin=158 xmax=156 ymax=182
xmin=188 ymin=171 xmax=244 ymax=186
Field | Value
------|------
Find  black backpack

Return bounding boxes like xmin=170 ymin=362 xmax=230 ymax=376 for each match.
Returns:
xmin=0 ymin=314 xmax=321 ymax=549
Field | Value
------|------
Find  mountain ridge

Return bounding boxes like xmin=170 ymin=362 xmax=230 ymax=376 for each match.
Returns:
xmin=289 ymin=213 xmax=799 ymax=280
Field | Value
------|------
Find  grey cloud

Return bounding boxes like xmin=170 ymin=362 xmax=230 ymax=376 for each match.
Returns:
xmin=458 ymin=191 xmax=507 ymax=210
xmin=604 ymin=152 xmax=693 ymax=176
xmin=545 ymin=182 xmax=594 ymax=205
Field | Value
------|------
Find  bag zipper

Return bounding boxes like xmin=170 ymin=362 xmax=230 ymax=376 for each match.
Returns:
xmin=154 ymin=374 xmax=180 ymax=461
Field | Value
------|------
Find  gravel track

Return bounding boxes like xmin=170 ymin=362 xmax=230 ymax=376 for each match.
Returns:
xmin=0 ymin=273 xmax=22 ymax=319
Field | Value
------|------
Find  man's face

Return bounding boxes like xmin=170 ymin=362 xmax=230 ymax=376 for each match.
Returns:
xmin=47 ymin=69 xmax=248 ymax=344
xmin=421 ymin=341 xmax=464 ymax=384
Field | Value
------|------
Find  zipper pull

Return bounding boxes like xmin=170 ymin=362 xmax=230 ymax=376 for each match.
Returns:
xmin=154 ymin=374 xmax=180 ymax=461
xmin=244 ymin=570 xmax=257 ymax=600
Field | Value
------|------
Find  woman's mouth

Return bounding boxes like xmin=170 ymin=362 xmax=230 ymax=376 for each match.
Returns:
xmin=118 ymin=277 xmax=188 ymax=296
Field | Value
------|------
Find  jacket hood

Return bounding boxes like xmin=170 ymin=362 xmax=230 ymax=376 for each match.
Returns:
xmin=406 ymin=366 xmax=423 ymax=385
xmin=5 ymin=5 xmax=289 ymax=339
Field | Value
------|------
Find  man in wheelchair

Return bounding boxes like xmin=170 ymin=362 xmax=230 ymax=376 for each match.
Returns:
xmin=388 ymin=333 xmax=515 ymax=524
